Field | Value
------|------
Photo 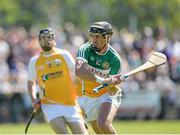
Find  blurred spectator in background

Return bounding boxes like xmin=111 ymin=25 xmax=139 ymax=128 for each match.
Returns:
xmin=0 ymin=27 xmax=11 ymax=122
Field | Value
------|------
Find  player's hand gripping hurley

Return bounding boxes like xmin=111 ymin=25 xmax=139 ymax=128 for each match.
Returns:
xmin=93 ymin=52 xmax=167 ymax=93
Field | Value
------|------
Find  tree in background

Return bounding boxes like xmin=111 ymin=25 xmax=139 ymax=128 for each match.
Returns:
xmin=0 ymin=0 xmax=179 ymax=35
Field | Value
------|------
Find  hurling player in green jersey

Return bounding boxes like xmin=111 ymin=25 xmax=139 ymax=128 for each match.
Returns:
xmin=75 ymin=21 xmax=124 ymax=134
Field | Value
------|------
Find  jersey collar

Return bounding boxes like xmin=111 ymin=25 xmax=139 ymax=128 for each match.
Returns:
xmin=41 ymin=48 xmax=56 ymax=57
xmin=95 ymin=45 xmax=110 ymax=55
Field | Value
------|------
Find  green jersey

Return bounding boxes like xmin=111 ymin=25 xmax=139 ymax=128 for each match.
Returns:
xmin=77 ymin=42 xmax=122 ymax=97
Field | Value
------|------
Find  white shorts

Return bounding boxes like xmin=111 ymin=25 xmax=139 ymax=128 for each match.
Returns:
xmin=78 ymin=90 xmax=122 ymax=121
xmin=77 ymin=96 xmax=86 ymax=111
xmin=41 ymin=104 xmax=83 ymax=122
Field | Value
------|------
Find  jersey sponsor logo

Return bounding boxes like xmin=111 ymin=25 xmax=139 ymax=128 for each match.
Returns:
xmin=87 ymin=66 xmax=108 ymax=77
xmin=42 ymin=74 xmax=48 ymax=81
xmin=42 ymin=71 xmax=63 ymax=81
xmin=102 ymin=62 xmax=110 ymax=70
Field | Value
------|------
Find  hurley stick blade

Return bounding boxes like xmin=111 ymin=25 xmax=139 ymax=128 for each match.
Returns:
xmin=148 ymin=52 xmax=167 ymax=66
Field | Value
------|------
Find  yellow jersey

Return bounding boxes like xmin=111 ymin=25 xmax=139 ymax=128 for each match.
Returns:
xmin=29 ymin=48 xmax=77 ymax=105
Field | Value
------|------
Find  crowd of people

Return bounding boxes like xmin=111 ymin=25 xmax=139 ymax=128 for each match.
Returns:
xmin=0 ymin=23 xmax=180 ymax=123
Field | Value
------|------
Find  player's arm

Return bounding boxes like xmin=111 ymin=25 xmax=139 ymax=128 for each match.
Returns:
xmin=75 ymin=45 xmax=105 ymax=83
xmin=75 ymin=59 xmax=100 ymax=81
xmin=27 ymin=80 xmax=41 ymax=110
xmin=27 ymin=56 xmax=41 ymax=110
xmin=62 ymin=50 xmax=77 ymax=82
xmin=63 ymin=50 xmax=75 ymax=72
xmin=27 ymin=80 xmax=37 ymax=103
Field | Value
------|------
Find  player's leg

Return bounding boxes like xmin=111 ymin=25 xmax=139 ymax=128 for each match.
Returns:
xmin=49 ymin=117 xmax=68 ymax=134
xmin=88 ymin=103 xmax=117 ymax=134
xmin=41 ymin=104 xmax=70 ymax=134
xmin=96 ymin=90 xmax=122 ymax=134
xmin=79 ymin=94 xmax=120 ymax=134
xmin=77 ymin=96 xmax=88 ymax=129
xmin=82 ymin=96 xmax=104 ymax=134
xmin=68 ymin=121 xmax=88 ymax=134
xmin=64 ymin=114 xmax=88 ymax=134
xmin=90 ymin=120 xmax=103 ymax=134
xmin=97 ymin=102 xmax=118 ymax=134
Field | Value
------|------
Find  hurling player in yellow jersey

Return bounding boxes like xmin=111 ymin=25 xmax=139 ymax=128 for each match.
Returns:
xmin=75 ymin=22 xmax=124 ymax=134
xmin=27 ymin=28 xmax=88 ymax=134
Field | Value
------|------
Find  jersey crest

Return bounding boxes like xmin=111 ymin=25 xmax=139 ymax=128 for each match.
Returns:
xmin=102 ymin=61 xmax=110 ymax=70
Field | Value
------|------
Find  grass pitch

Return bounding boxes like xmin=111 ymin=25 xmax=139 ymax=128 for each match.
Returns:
xmin=0 ymin=120 xmax=180 ymax=134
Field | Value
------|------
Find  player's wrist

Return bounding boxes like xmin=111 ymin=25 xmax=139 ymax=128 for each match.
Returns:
xmin=95 ymin=75 xmax=105 ymax=84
